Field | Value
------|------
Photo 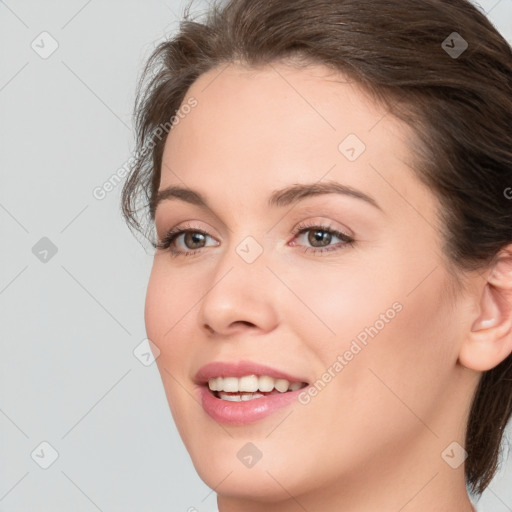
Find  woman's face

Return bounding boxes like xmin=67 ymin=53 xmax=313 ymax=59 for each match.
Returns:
xmin=145 ymin=62 xmax=474 ymax=504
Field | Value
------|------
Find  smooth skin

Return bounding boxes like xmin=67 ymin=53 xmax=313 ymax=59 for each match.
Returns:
xmin=145 ymin=61 xmax=512 ymax=512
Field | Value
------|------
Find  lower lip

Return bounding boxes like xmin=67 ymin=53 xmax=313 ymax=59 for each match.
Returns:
xmin=199 ymin=386 xmax=304 ymax=425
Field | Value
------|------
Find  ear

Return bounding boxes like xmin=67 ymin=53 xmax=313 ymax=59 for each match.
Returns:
xmin=459 ymin=246 xmax=512 ymax=372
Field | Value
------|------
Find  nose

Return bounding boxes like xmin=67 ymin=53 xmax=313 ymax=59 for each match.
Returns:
xmin=197 ymin=245 xmax=280 ymax=337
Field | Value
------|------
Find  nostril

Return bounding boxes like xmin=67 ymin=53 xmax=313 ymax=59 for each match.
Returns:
xmin=236 ymin=321 xmax=255 ymax=327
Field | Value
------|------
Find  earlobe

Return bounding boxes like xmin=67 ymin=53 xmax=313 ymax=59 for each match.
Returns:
xmin=459 ymin=248 xmax=512 ymax=372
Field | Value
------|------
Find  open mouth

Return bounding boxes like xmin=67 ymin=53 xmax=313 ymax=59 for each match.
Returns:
xmin=207 ymin=375 xmax=308 ymax=402
xmin=196 ymin=363 xmax=311 ymax=424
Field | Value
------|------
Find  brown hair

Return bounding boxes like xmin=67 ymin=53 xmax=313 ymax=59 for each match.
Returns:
xmin=121 ymin=0 xmax=512 ymax=495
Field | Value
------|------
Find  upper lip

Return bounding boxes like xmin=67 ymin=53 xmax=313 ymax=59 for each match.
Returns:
xmin=194 ymin=360 xmax=309 ymax=385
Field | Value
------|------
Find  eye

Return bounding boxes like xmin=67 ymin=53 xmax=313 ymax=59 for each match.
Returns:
xmin=154 ymin=221 xmax=355 ymax=258
xmin=290 ymin=222 xmax=355 ymax=255
xmin=154 ymin=222 xmax=218 ymax=258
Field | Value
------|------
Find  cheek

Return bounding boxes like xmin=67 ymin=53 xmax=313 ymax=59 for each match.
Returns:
xmin=144 ymin=265 xmax=204 ymax=439
xmin=144 ymin=262 xmax=199 ymax=344
xmin=286 ymin=285 xmax=456 ymax=486
xmin=144 ymin=268 xmax=169 ymax=344
xmin=275 ymin=257 xmax=404 ymax=355
xmin=320 ymin=269 xmax=457 ymax=438
xmin=289 ymin=255 xmax=456 ymax=423
xmin=144 ymin=263 xmax=202 ymax=394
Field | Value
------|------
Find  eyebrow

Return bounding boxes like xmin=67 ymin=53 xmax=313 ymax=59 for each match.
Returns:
xmin=152 ymin=181 xmax=382 ymax=217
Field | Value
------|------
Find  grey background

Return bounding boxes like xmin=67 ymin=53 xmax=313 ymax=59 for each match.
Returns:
xmin=1 ymin=1 xmax=511 ymax=511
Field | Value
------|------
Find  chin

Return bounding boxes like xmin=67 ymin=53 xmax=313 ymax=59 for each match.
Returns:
xmin=185 ymin=435 xmax=319 ymax=502
xmin=196 ymin=463 xmax=299 ymax=502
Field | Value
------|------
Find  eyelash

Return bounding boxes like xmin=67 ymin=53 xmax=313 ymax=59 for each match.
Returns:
xmin=154 ymin=221 xmax=355 ymax=258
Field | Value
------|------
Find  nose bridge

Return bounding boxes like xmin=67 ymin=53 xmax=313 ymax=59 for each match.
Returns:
xmin=196 ymin=231 xmax=279 ymax=334
xmin=213 ymin=223 xmax=272 ymax=284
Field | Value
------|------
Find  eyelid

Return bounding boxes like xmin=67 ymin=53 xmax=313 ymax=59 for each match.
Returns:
xmin=155 ymin=220 xmax=219 ymax=243
xmin=290 ymin=218 xmax=354 ymax=238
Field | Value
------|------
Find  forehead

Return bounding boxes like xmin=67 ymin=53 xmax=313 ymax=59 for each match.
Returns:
xmin=169 ymin=61 xmax=403 ymax=155
xmin=159 ymin=61 xmax=432 ymax=218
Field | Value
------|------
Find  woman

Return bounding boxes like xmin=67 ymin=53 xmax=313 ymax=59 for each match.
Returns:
xmin=122 ymin=0 xmax=512 ymax=510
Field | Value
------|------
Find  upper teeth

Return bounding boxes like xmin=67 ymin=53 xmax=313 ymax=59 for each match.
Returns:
xmin=208 ymin=375 xmax=303 ymax=393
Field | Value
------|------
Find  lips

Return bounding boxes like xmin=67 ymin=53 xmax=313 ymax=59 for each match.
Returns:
xmin=194 ymin=360 xmax=310 ymax=425
xmin=194 ymin=360 xmax=308 ymax=384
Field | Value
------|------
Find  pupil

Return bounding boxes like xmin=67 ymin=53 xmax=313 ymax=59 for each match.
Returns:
xmin=309 ymin=229 xmax=331 ymax=247
xmin=186 ymin=232 xmax=205 ymax=249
